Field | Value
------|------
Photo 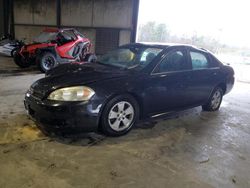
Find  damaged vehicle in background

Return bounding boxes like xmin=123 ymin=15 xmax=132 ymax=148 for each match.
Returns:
xmin=0 ymin=35 xmax=25 ymax=57
xmin=14 ymin=28 xmax=95 ymax=72
xmin=24 ymin=43 xmax=235 ymax=136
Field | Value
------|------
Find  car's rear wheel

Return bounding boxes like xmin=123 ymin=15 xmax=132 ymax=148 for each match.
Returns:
xmin=13 ymin=53 xmax=30 ymax=68
xmin=101 ymin=95 xmax=139 ymax=136
xmin=37 ymin=52 xmax=57 ymax=73
xmin=202 ymin=87 xmax=223 ymax=111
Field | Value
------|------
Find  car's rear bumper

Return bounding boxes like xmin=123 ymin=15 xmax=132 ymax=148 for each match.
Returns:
xmin=225 ymin=75 xmax=235 ymax=94
xmin=24 ymin=94 xmax=102 ymax=133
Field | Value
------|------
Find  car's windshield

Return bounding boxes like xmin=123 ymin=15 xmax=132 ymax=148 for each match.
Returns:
xmin=34 ymin=32 xmax=58 ymax=43
xmin=98 ymin=46 xmax=163 ymax=70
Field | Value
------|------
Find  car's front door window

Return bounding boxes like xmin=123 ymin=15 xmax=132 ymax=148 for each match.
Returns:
xmin=153 ymin=50 xmax=188 ymax=73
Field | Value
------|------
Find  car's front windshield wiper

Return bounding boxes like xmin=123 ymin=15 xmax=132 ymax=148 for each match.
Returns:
xmin=95 ymin=61 xmax=127 ymax=70
xmin=127 ymin=64 xmax=140 ymax=69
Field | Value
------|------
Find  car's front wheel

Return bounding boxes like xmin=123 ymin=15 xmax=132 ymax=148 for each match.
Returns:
xmin=202 ymin=87 xmax=223 ymax=111
xmin=101 ymin=95 xmax=139 ymax=136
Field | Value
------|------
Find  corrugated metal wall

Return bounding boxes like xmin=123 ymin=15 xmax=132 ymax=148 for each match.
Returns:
xmin=13 ymin=0 xmax=139 ymax=54
xmin=96 ymin=28 xmax=119 ymax=54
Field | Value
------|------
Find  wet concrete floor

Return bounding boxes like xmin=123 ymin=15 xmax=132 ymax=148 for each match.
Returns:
xmin=0 ymin=57 xmax=250 ymax=188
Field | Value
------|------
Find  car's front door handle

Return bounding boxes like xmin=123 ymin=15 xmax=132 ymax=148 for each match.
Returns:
xmin=159 ymin=74 xmax=167 ymax=78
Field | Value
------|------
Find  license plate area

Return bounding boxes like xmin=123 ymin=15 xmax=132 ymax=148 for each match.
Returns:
xmin=24 ymin=101 xmax=35 ymax=116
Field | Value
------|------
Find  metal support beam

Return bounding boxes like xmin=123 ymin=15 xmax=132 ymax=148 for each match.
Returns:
xmin=131 ymin=0 xmax=140 ymax=43
xmin=9 ymin=0 xmax=14 ymax=38
xmin=3 ymin=0 xmax=8 ymax=35
xmin=2 ymin=0 xmax=14 ymax=38
xmin=56 ymin=0 xmax=61 ymax=28
xmin=14 ymin=23 xmax=132 ymax=31
xmin=0 ymin=0 xmax=4 ymax=36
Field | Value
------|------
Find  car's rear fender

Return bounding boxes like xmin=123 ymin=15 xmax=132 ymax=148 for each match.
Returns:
xmin=221 ymin=65 xmax=235 ymax=95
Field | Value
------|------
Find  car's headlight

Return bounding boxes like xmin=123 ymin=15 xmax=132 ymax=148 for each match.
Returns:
xmin=47 ymin=86 xmax=95 ymax=101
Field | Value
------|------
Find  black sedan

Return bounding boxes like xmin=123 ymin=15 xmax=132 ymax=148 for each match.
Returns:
xmin=24 ymin=43 xmax=234 ymax=136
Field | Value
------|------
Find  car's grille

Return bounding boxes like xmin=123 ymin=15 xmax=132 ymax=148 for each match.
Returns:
xmin=32 ymin=90 xmax=44 ymax=99
xmin=30 ymin=88 xmax=44 ymax=99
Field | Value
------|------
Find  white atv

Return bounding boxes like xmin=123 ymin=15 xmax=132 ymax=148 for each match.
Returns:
xmin=0 ymin=35 xmax=25 ymax=57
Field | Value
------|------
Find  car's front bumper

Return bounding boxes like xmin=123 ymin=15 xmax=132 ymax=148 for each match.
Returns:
xmin=24 ymin=93 xmax=102 ymax=133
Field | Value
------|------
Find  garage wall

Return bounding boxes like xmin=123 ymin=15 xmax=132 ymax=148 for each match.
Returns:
xmin=13 ymin=0 xmax=139 ymax=54
xmin=15 ymin=25 xmax=50 ymax=42
xmin=14 ymin=0 xmax=56 ymax=25
xmin=61 ymin=0 xmax=132 ymax=28
xmin=14 ymin=0 xmax=57 ymax=44
xmin=92 ymin=0 xmax=133 ymax=28
xmin=61 ymin=0 xmax=93 ymax=27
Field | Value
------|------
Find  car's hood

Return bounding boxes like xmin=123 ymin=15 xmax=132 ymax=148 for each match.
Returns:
xmin=31 ymin=63 xmax=128 ymax=96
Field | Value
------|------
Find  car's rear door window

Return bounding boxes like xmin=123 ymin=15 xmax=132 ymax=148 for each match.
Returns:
xmin=190 ymin=52 xmax=209 ymax=70
xmin=153 ymin=49 xmax=189 ymax=73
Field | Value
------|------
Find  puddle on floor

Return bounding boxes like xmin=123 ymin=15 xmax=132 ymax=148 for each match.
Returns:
xmin=0 ymin=126 xmax=45 ymax=145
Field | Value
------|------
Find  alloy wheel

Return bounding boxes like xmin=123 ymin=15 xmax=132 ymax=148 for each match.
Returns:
xmin=108 ymin=101 xmax=135 ymax=131
xmin=211 ymin=90 xmax=222 ymax=110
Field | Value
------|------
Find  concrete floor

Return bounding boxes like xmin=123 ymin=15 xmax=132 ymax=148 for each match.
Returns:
xmin=0 ymin=56 xmax=250 ymax=188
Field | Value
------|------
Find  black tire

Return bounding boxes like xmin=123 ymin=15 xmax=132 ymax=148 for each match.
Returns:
xmin=11 ymin=47 xmax=18 ymax=57
xmin=100 ymin=95 xmax=139 ymax=137
xmin=13 ymin=53 xmax=30 ymax=68
xmin=202 ymin=87 xmax=224 ymax=111
xmin=37 ymin=52 xmax=57 ymax=73
xmin=84 ymin=53 xmax=97 ymax=63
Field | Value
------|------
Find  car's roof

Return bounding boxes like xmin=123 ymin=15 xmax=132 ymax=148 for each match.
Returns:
xmin=124 ymin=42 xmax=209 ymax=53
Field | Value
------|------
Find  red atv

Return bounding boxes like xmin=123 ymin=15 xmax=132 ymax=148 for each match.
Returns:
xmin=14 ymin=28 xmax=96 ymax=72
